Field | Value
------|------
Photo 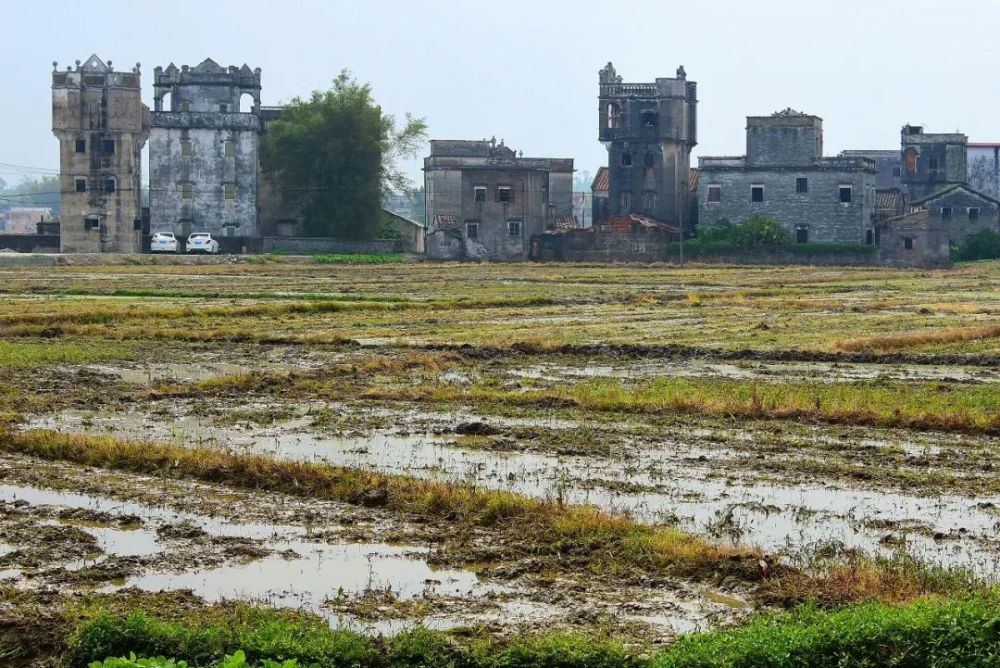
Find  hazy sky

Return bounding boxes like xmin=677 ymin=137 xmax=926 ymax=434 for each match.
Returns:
xmin=4 ymin=0 xmax=999 ymax=190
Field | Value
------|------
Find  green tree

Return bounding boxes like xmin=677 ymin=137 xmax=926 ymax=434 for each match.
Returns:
xmin=732 ymin=214 xmax=791 ymax=247
xmin=1 ymin=175 xmax=61 ymax=214
xmin=955 ymin=229 xmax=1000 ymax=261
xmin=261 ymin=72 xmax=427 ymax=240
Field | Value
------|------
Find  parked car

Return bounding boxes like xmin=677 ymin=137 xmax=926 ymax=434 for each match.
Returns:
xmin=150 ymin=232 xmax=179 ymax=253
xmin=186 ymin=233 xmax=220 ymax=254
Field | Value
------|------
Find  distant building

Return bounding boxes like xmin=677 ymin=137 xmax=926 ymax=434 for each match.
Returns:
xmin=968 ymin=143 xmax=1000 ymax=201
xmin=591 ymin=167 xmax=609 ymax=224
xmin=5 ymin=207 xmax=52 ymax=234
xmin=909 ymin=184 xmax=1000 ymax=245
xmin=51 ymin=55 xmax=149 ymax=253
xmin=149 ymin=59 xmax=262 ymax=239
xmin=699 ymin=110 xmax=876 ymax=244
xmin=900 ymin=125 xmax=967 ymax=201
xmin=878 ymin=209 xmax=951 ymax=267
xmin=840 ymin=150 xmax=902 ymax=190
xmin=423 ymin=138 xmax=574 ymax=260
xmin=596 ymin=63 xmax=697 ymax=230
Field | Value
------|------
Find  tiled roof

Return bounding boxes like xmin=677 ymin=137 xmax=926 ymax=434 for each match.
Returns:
xmin=591 ymin=167 xmax=609 ymax=193
xmin=912 ymin=183 xmax=1000 ymax=207
xmin=601 ymin=214 xmax=681 ymax=235
xmin=432 ymin=214 xmax=459 ymax=230
xmin=875 ymin=189 xmax=905 ymax=211
xmin=689 ymin=168 xmax=700 ymax=193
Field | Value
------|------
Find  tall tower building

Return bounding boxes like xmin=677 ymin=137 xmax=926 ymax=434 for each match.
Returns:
xmin=51 ymin=55 xmax=149 ymax=253
xmin=149 ymin=60 xmax=262 ymax=239
xmin=597 ymin=62 xmax=697 ymax=229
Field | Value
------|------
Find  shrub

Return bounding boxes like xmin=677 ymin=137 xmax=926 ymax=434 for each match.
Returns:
xmin=954 ymin=229 xmax=1000 ymax=261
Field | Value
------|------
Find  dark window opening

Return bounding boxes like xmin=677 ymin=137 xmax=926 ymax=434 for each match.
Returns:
xmin=796 ymin=226 xmax=808 ymax=244
xmin=466 ymin=222 xmax=479 ymax=239
xmin=866 ymin=229 xmax=874 ymax=246
xmin=644 ymin=152 xmax=656 ymax=168
xmin=941 ymin=206 xmax=952 ymax=219
xmin=75 ymin=178 xmax=87 ymax=193
xmin=104 ymin=179 xmax=116 ymax=194
xmin=903 ymin=237 xmax=914 ymax=250
xmin=707 ymin=185 xmax=721 ymax=203
xmin=74 ymin=139 xmax=86 ymax=154
xmin=891 ymin=166 xmax=901 ymax=178
xmin=839 ymin=186 xmax=853 ymax=203
xmin=508 ymin=220 xmax=521 ymax=236
xmin=969 ymin=207 xmax=980 ymax=221
xmin=84 ymin=217 xmax=99 ymax=231
xmin=219 ymin=104 xmax=228 ymax=112
xmin=751 ymin=185 xmax=764 ymax=203
xmin=473 ymin=186 xmax=486 ymax=203
xmin=928 ymin=157 xmax=939 ymax=171
xmin=496 ymin=186 xmax=513 ymax=203
xmin=103 ymin=139 xmax=115 ymax=154
xmin=640 ymin=111 xmax=658 ymax=127
xmin=621 ymin=191 xmax=632 ymax=209
xmin=905 ymin=148 xmax=917 ymax=174
xmin=796 ymin=177 xmax=808 ymax=194
xmin=621 ymin=152 xmax=632 ymax=167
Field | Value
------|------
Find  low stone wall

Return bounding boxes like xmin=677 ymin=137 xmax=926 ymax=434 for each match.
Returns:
xmin=530 ymin=230 xmax=674 ymax=263
xmin=261 ymin=237 xmax=404 ymax=255
xmin=0 ymin=235 xmax=60 ymax=254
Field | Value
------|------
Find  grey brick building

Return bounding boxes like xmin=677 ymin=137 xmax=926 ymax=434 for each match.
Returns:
xmin=698 ymin=110 xmax=876 ymax=244
xmin=595 ymin=63 xmax=697 ymax=231
xmin=900 ymin=125 xmax=967 ymax=201
xmin=52 ymin=55 xmax=149 ymax=253
xmin=149 ymin=59 xmax=262 ymax=239
xmin=909 ymin=184 xmax=1000 ymax=245
xmin=423 ymin=139 xmax=573 ymax=260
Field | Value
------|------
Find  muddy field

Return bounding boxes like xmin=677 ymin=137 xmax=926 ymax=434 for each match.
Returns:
xmin=2 ymin=259 xmax=1000 ymax=663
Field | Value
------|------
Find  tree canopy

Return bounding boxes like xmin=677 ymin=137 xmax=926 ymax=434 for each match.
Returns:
xmin=1 ymin=175 xmax=61 ymax=214
xmin=260 ymin=72 xmax=427 ymax=240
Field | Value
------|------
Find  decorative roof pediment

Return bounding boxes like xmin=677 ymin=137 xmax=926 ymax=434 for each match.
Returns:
xmin=193 ymin=58 xmax=225 ymax=73
xmin=80 ymin=54 xmax=108 ymax=73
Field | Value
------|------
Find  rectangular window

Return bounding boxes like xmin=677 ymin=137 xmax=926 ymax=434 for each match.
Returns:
xmin=466 ymin=222 xmax=479 ymax=239
xmin=104 ymin=179 xmax=115 ymax=194
xmin=103 ymin=139 xmax=115 ymax=154
xmin=751 ymin=185 xmax=764 ymax=203
xmin=928 ymin=157 xmax=939 ymax=171
xmin=224 ymin=141 xmax=236 ymax=158
xmin=941 ymin=206 xmax=952 ymax=219
xmin=180 ymin=101 xmax=190 ymax=112
xmin=75 ymin=178 xmax=87 ymax=193
xmin=641 ymin=111 xmax=658 ymax=127
xmin=219 ymin=104 xmax=228 ymax=112
xmin=474 ymin=186 xmax=487 ymax=203
xmin=84 ymin=216 xmax=99 ymax=231
xmin=866 ymin=228 xmax=874 ymax=246
xmin=508 ymin=220 xmax=522 ymax=236
xmin=496 ymin=186 xmax=513 ymax=203
xmin=839 ymin=185 xmax=853 ymax=204
xmin=642 ymin=190 xmax=656 ymax=210
xmin=707 ymin=185 xmax=721 ymax=203
xmin=224 ymin=183 xmax=236 ymax=200
xmin=181 ymin=141 xmax=193 ymax=158
xmin=621 ymin=152 xmax=632 ymax=167
xmin=621 ymin=191 xmax=632 ymax=209
xmin=796 ymin=226 xmax=808 ymax=244
xmin=891 ymin=166 xmax=901 ymax=178
xmin=75 ymin=139 xmax=86 ymax=154
xmin=181 ymin=183 xmax=192 ymax=199
xmin=796 ymin=177 xmax=808 ymax=194
xmin=903 ymin=237 xmax=914 ymax=250
xmin=969 ymin=207 xmax=980 ymax=221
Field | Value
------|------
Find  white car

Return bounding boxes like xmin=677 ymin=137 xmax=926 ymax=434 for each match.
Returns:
xmin=186 ymin=233 xmax=220 ymax=254
xmin=150 ymin=232 xmax=179 ymax=253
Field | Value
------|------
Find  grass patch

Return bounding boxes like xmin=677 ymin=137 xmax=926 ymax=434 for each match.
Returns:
xmin=834 ymin=324 xmax=1000 ymax=352
xmin=55 ymin=594 xmax=1000 ymax=668
xmin=0 ymin=340 xmax=131 ymax=367
xmin=312 ymin=253 xmax=406 ymax=264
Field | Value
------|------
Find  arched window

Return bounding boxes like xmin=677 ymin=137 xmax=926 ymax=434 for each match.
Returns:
xmin=239 ymin=92 xmax=256 ymax=113
xmin=607 ymin=103 xmax=621 ymax=129
xmin=158 ymin=91 xmax=172 ymax=112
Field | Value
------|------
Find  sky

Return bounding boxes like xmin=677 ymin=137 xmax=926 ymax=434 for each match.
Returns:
xmin=3 ymin=0 xmax=1000 ymax=191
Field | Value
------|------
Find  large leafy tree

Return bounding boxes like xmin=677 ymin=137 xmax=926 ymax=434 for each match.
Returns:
xmin=261 ymin=72 xmax=426 ymax=239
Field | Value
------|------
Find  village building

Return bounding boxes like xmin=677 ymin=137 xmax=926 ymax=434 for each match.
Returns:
xmin=967 ymin=142 xmax=1000 ymax=201
xmin=908 ymin=184 xmax=1000 ymax=245
xmin=3 ymin=207 xmax=53 ymax=234
xmin=878 ymin=209 xmax=951 ymax=267
xmin=51 ymin=55 xmax=148 ymax=253
xmin=698 ymin=110 xmax=876 ymax=244
xmin=595 ymin=63 xmax=697 ymax=231
xmin=900 ymin=125 xmax=967 ymax=201
xmin=423 ymin=138 xmax=574 ymax=260
xmin=149 ymin=59 xmax=262 ymax=239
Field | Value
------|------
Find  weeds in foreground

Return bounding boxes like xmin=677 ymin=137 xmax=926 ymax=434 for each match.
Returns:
xmin=834 ymin=323 xmax=1000 ymax=352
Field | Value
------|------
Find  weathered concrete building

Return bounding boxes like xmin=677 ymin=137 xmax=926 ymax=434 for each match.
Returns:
xmin=900 ymin=125 xmax=967 ymax=201
xmin=840 ymin=150 xmax=902 ymax=190
xmin=423 ymin=138 xmax=574 ymax=260
xmin=149 ymin=59 xmax=262 ymax=239
xmin=909 ymin=184 xmax=1000 ymax=245
xmin=967 ymin=143 xmax=1000 ymax=201
xmin=699 ymin=110 xmax=876 ymax=244
xmin=878 ymin=209 xmax=951 ymax=267
xmin=596 ymin=63 xmax=697 ymax=230
xmin=52 ymin=55 xmax=148 ymax=253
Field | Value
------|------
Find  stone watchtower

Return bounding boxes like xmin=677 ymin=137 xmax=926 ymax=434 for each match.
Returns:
xmin=597 ymin=62 xmax=697 ymax=228
xmin=51 ymin=55 xmax=149 ymax=253
xmin=900 ymin=125 xmax=968 ymax=201
xmin=149 ymin=59 xmax=262 ymax=239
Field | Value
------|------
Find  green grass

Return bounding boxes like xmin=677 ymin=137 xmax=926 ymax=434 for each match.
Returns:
xmin=0 ymin=340 xmax=131 ymax=367
xmin=312 ymin=253 xmax=406 ymax=264
xmin=66 ymin=595 xmax=1000 ymax=668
